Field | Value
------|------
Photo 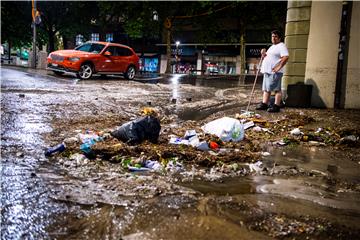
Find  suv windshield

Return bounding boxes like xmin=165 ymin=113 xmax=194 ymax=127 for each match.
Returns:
xmin=75 ymin=43 xmax=105 ymax=53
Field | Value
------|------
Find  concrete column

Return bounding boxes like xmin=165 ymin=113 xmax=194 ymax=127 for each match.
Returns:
xmin=235 ymin=55 xmax=241 ymax=74
xmin=345 ymin=1 xmax=360 ymax=109
xmin=283 ymin=1 xmax=312 ymax=93
xmin=196 ymin=51 xmax=202 ymax=75
xmin=304 ymin=1 xmax=342 ymax=107
xmin=160 ymin=54 xmax=167 ymax=74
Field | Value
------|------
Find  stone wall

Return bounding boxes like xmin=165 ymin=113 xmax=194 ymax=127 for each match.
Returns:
xmin=283 ymin=1 xmax=312 ymax=92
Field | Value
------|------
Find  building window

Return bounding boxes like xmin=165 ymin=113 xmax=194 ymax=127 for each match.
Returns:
xmin=105 ymin=33 xmax=113 ymax=42
xmin=91 ymin=33 xmax=99 ymax=41
xmin=75 ymin=34 xmax=84 ymax=46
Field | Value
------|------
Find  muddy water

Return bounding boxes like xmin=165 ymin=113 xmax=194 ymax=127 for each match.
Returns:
xmin=1 ymin=67 xmax=359 ymax=239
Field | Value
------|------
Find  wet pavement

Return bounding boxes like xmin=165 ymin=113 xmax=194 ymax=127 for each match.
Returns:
xmin=1 ymin=66 xmax=360 ymax=239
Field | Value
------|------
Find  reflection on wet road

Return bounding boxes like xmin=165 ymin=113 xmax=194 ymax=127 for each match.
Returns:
xmin=1 ymin=69 xmax=67 ymax=238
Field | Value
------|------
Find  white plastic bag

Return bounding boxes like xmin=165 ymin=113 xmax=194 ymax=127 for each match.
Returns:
xmin=201 ymin=117 xmax=244 ymax=142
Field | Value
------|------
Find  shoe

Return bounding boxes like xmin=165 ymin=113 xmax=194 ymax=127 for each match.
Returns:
xmin=256 ymin=102 xmax=268 ymax=110
xmin=267 ymin=104 xmax=280 ymax=112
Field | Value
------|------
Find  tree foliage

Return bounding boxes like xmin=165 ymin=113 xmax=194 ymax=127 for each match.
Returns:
xmin=1 ymin=1 xmax=32 ymax=48
xmin=37 ymin=1 xmax=98 ymax=51
xmin=1 ymin=0 xmax=287 ymax=60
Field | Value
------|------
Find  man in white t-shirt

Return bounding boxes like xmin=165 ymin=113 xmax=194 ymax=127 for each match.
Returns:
xmin=256 ymin=30 xmax=289 ymax=112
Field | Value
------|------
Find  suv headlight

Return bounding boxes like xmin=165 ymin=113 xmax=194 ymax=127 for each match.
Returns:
xmin=69 ymin=57 xmax=80 ymax=62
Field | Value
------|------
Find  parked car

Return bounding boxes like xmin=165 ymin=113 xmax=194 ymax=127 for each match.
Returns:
xmin=47 ymin=41 xmax=139 ymax=80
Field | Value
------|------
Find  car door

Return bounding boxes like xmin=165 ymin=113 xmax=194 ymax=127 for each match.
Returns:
xmin=116 ymin=47 xmax=133 ymax=72
xmin=98 ymin=46 xmax=118 ymax=72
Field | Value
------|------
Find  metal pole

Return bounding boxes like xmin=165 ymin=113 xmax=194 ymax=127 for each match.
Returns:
xmin=32 ymin=0 xmax=36 ymax=69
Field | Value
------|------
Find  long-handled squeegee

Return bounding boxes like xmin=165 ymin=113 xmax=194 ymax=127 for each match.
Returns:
xmin=245 ymin=56 xmax=264 ymax=113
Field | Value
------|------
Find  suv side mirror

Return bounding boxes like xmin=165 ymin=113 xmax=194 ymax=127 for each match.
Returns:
xmin=104 ymin=51 xmax=112 ymax=56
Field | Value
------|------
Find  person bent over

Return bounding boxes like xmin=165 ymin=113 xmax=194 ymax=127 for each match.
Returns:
xmin=256 ymin=30 xmax=289 ymax=113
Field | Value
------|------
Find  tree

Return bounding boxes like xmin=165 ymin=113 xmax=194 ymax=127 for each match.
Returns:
xmin=1 ymin=1 xmax=33 ymax=57
xmin=36 ymin=1 xmax=98 ymax=52
xmin=153 ymin=2 xmax=235 ymax=73
xmin=229 ymin=1 xmax=287 ymax=73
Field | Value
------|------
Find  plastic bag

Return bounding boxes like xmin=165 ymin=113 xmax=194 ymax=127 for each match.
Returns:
xmin=201 ymin=117 xmax=244 ymax=142
xmin=111 ymin=116 xmax=161 ymax=144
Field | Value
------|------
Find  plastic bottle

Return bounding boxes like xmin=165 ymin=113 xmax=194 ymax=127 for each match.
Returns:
xmin=45 ymin=143 xmax=66 ymax=157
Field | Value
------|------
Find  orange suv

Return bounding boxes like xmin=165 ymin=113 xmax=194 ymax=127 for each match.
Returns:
xmin=47 ymin=41 xmax=139 ymax=80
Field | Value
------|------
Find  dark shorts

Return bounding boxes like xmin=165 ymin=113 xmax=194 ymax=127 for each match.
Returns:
xmin=262 ymin=73 xmax=283 ymax=92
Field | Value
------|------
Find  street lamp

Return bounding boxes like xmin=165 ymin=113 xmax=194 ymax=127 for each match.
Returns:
xmin=175 ymin=41 xmax=180 ymax=73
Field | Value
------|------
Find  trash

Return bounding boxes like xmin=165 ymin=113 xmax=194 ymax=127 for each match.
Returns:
xmin=290 ymin=128 xmax=302 ymax=136
xmin=78 ymin=132 xmax=103 ymax=155
xmin=248 ymin=161 xmax=263 ymax=173
xmin=141 ymin=107 xmax=158 ymax=116
xmin=273 ymin=140 xmax=287 ymax=146
xmin=70 ymin=153 xmax=88 ymax=165
xmin=166 ymin=160 xmax=184 ymax=173
xmin=237 ymin=111 xmax=254 ymax=118
xmin=340 ymin=135 xmax=358 ymax=144
xmin=111 ymin=115 xmax=161 ymax=145
xmin=253 ymin=126 xmax=262 ymax=132
xmin=261 ymin=152 xmax=271 ymax=156
xmin=45 ymin=143 xmax=66 ymax=157
xmin=144 ymin=160 xmax=163 ymax=171
xmin=209 ymin=141 xmax=219 ymax=150
xmin=196 ymin=141 xmax=210 ymax=151
xmin=63 ymin=137 xmax=78 ymax=144
xmin=315 ymin=128 xmax=323 ymax=133
xmin=184 ymin=129 xmax=197 ymax=140
xmin=243 ymin=121 xmax=255 ymax=130
xmin=78 ymin=131 xmax=100 ymax=143
xmin=201 ymin=117 xmax=244 ymax=142
xmin=309 ymin=141 xmax=321 ymax=146
xmin=128 ymin=166 xmax=151 ymax=172
xmin=169 ymin=136 xmax=190 ymax=145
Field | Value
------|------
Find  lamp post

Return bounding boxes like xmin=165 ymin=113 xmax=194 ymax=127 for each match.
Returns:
xmin=175 ymin=41 xmax=180 ymax=73
xmin=32 ymin=0 xmax=37 ymax=69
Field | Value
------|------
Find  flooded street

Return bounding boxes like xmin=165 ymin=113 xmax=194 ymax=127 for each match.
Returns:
xmin=1 ymin=66 xmax=360 ymax=239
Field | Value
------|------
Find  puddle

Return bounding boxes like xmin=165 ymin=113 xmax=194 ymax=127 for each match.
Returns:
xmin=180 ymin=176 xmax=260 ymax=195
xmin=158 ymin=74 xmax=262 ymax=89
xmin=178 ymin=102 xmax=246 ymax=121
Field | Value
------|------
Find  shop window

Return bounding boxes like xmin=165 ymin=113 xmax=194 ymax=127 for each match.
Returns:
xmin=106 ymin=33 xmax=113 ymax=42
xmin=75 ymin=34 xmax=84 ymax=46
xmin=91 ymin=33 xmax=99 ymax=41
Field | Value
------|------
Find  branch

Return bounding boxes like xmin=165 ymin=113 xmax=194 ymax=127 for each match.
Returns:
xmin=173 ymin=3 xmax=235 ymax=19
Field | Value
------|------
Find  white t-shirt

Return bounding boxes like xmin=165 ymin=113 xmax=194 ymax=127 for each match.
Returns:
xmin=260 ymin=42 xmax=289 ymax=74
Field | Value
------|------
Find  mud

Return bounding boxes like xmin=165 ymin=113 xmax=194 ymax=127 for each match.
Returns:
xmin=1 ymin=66 xmax=360 ymax=239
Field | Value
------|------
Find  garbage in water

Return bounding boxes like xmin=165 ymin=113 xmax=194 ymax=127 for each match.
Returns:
xmin=111 ymin=115 xmax=161 ymax=144
xmin=201 ymin=117 xmax=244 ymax=142
xmin=247 ymin=161 xmax=263 ymax=173
xmin=45 ymin=143 xmax=66 ymax=157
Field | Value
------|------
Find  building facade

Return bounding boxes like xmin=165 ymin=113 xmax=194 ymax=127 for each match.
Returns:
xmin=284 ymin=1 xmax=359 ymax=109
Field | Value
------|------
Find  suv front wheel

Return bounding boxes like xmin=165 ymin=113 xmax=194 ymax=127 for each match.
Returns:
xmin=77 ymin=63 xmax=93 ymax=79
xmin=124 ymin=66 xmax=136 ymax=80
